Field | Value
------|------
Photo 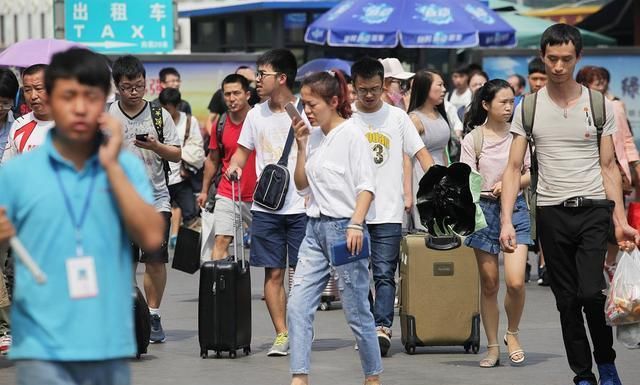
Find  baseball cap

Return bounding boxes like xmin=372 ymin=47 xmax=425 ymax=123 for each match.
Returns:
xmin=379 ymin=58 xmax=414 ymax=80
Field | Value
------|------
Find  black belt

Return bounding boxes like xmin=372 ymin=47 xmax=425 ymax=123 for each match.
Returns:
xmin=561 ymin=197 xmax=613 ymax=208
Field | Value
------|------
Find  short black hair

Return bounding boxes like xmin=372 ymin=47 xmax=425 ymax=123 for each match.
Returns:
xmin=540 ymin=23 xmax=583 ymax=57
xmin=159 ymin=67 xmax=180 ymax=82
xmin=351 ymin=57 xmax=384 ymax=83
xmin=510 ymin=74 xmax=526 ymax=89
xmin=235 ymin=65 xmax=251 ymax=72
xmin=158 ymin=87 xmax=181 ymax=107
xmin=221 ymin=73 xmax=250 ymax=92
xmin=452 ymin=65 xmax=469 ymax=76
xmin=466 ymin=63 xmax=483 ymax=73
xmin=256 ymin=49 xmax=297 ymax=90
xmin=528 ymin=57 xmax=546 ymax=75
xmin=112 ymin=55 xmax=146 ymax=84
xmin=22 ymin=64 xmax=48 ymax=78
xmin=0 ymin=69 xmax=19 ymax=100
xmin=45 ymin=48 xmax=111 ymax=95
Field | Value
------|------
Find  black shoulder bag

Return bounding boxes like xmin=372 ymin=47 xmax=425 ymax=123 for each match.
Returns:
xmin=252 ymin=101 xmax=303 ymax=211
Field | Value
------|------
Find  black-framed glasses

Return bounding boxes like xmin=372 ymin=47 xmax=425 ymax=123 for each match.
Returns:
xmin=356 ymin=86 xmax=383 ymax=97
xmin=119 ymin=84 xmax=146 ymax=94
xmin=255 ymin=70 xmax=279 ymax=80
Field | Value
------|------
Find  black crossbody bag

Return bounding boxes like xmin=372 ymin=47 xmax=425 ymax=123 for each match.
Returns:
xmin=253 ymin=101 xmax=303 ymax=211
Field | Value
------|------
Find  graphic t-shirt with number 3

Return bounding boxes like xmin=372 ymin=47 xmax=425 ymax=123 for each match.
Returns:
xmin=352 ymin=102 xmax=425 ymax=224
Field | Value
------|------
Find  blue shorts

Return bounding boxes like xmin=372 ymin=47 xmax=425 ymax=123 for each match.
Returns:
xmin=250 ymin=211 xmax=307 ymax=268
xmin=464 ymin=194 xmax=532 ymax=255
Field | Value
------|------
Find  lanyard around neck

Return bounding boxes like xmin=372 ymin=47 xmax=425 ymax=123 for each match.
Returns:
xmin=50 ymin=158 xmax=98 ymax=257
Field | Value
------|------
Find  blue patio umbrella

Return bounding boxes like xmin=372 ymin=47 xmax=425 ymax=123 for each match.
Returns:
xmin=305 ymin=0 xmax=516 ymax=48
xmin=296 ymin=58 xmax=353 ymax=81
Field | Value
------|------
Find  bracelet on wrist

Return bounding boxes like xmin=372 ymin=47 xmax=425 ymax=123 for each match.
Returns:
xmin=347 ymin=224 xmax=364 ymax=231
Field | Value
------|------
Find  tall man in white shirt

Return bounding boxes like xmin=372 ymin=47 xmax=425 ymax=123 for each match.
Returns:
xmin=109 ymin=55 xmax=181 ymax=344
xmin=227 ymin=49 xmax=309 ymax=357
xmin=2 ymin=64 xmax=55 ymax=164
xmin=350 ymin=57 xmax=435 ymax=356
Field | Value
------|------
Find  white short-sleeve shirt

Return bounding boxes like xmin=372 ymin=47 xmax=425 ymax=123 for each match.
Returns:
xmin=302 ymin=119 xmax=376 ymax=219
xmin=352 ymin=102 xmax=425 ymax=224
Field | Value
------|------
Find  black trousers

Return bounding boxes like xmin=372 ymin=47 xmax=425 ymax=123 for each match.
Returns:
xmin=537 ymin=205 xmax=616 ymax=385
xmin=168 ymin=180 xmax=199 ymax=222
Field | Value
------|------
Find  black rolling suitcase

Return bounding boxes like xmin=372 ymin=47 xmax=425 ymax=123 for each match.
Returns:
xmin=198 ymin=176 xmax=251 ymax=358
xmin=133 ymin=286 xmax=151 ymax=358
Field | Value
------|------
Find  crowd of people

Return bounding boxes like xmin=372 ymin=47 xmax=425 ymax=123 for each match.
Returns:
xmin=0 ymin=23 xmax=639 ymax=385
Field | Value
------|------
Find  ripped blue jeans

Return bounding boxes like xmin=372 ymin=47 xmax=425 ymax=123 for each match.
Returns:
xmin=288 ymin=216 xmax=383 ymax=376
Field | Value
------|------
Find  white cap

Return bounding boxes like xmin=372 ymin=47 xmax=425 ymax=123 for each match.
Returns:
xmin=379 ymin=58 xmax=414 ymax=80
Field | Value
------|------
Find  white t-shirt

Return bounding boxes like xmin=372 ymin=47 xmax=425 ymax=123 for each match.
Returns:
xmin=109 ymin=101 xmax=180 ymax=212
xmin=510 ymin=86 xmax=616 ymax=206
xmin=168 ymin=112 xmax=202 ymax=186
xmin=1 ymin=112 xmax=54 ymax=164
xmin=237 ymin=99 xmax=309 ymax=215
xmin=352 ymin=103 xmax=425 ymax=224
xmin=447 ymin=88 xmax=472 ymax=111
xmin=301 ymin=119 xmax=376 ymax=219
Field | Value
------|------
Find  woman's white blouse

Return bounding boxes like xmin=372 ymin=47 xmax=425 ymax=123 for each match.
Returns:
xmin=299 ymin=119 xmax=376 ymax=219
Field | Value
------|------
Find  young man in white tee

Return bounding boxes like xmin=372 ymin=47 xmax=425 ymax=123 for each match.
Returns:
xmin=501 ymin=24 xmax=639 ymax=385
xmin=446 ymin=65 xmax=472 ymax=111
xmin=227 ymin=49 xmax=309 ymax=357
xmin=109 ymin=55 xmax=181 ymax=345
xmin=350 ymin=57 xmax=435 ymax=357
xmin=2 ymin=64 xmax=55 ymax=164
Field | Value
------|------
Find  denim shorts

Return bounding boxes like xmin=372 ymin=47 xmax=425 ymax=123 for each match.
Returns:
xmin=464 ymin=194 xmax=532 ymax=255
xmin=249 ymin=211 xmax=307 ymax=268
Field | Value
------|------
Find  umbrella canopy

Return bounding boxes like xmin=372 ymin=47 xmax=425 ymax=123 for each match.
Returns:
xmin=0 ymin=39 xmax=87 ymax=68
xmin=305 ymin=0 xmax=516 ymax=48
xmin=296 ymin=58 xmax=353 ymax=81
xmin=576 ymin=0 xmax=632 ymax=46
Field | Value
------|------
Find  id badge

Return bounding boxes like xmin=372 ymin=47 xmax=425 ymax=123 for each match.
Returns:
xmin=66 ymin=256 xmax=99 ymax=299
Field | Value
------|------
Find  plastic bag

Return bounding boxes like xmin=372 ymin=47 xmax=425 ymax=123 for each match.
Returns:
xmin=605 ymin=249 xmax=640 ymax=326
xmin=617 ymin=323 xmax=640 ymax=349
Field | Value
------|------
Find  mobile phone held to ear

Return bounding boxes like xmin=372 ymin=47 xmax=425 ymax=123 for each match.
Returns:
xmin=136 ymin=133 xmax=149 ymax=142
xmin=285 ymin=102 xmax=303 ymax=123
xmin=96 ymin=130 xmax=109 ymax=146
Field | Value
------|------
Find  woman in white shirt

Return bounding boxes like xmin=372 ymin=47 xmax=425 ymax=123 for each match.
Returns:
xmin=288 ymin=71 xmax=381 ymax=385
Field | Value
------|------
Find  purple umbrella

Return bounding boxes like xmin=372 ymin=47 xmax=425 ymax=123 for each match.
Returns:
xmin=0 ymin=39 xmax=87 ymax=68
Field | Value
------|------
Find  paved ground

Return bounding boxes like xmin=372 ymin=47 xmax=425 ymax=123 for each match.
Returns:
xmin=1 ymin=254 xmax=639 ymax=385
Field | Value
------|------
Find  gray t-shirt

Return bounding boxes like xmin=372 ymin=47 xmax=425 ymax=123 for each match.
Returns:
xmin=510 ymin=86 xmax=616 ymax=206
xmin=109 ymin=101 xmax=180 ymax=212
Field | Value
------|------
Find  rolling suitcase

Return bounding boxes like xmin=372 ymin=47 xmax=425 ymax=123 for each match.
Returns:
xmin=198 ymin=176 xmax=251 ymax=358
xmin=133 ymin=286 xmax=151 ymax=359
xmin=399 ymin=234 xmax=481 ymax=354
xmin=288 ymin=267 xmax=340 ymax=311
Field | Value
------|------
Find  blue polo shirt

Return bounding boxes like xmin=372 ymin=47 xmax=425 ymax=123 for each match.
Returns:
xmin=0 ymin=130 xmax=153 ymax=361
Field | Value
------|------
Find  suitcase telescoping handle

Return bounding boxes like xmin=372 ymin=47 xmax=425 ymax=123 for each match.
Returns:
xmin=230 ymin=172 xmax=246 ymax=264
xmin=425 ymin=234 xmax=461 ymax=251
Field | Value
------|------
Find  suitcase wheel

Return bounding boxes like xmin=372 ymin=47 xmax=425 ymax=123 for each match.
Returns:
xmin=472 ymin=343 xmax=480 ymax=354
xmin=200 ymin=350 xmax=208 ymax=359
xmin=136 ymin=353 xmax=141 ymax=359
xmin=243 ymin=347 xmax=251 ymax=355
xmin=319 ymin=301 xmax=331 ymax=311
xmin=404 ymin=343 xmax=416 ymax=355
xmin=229 ymin=350 xmax=237 ymax=359
xmin=215 ymin=351 xmax=222 ymax=358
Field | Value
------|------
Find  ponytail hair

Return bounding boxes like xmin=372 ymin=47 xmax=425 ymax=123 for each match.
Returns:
xmin=463 ymin=79 xmax=513 ymax=129
xmin=301 ymin=69 xmax=352 ymax=119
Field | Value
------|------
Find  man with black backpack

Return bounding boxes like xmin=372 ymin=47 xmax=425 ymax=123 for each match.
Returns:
xmin=109 ymin=55 xmax=181 ymax=345
xmin=500 ymin=24 xmax=639 ymax=385
xmin=197 ymin=74 xmax=256 ymax=261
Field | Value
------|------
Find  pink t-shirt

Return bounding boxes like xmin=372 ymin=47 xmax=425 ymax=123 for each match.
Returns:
xmin=460 ymin=128 xmax=531 ymax=193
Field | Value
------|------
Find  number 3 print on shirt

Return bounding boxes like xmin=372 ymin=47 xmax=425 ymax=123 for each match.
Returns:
xmin=366 ymin=131 xmax=391 ymax=167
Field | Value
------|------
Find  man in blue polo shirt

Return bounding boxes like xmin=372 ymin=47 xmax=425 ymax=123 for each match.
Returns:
xmin=0 ymin=48 xmax=164 ymax=385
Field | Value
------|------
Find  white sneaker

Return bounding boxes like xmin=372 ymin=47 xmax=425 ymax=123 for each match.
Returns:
xmin=0 ymin=333 xmax=11 ymax=355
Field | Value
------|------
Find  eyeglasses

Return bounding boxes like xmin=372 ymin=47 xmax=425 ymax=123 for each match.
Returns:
xmin=356 ymin=86 xmax=383 ymax=97
xmin=0 ymin=103 xmax=13 ymax=110
xmin=255 ymin=71 xmax=279 ymax=80
xmin=119 ymin=84 xmax=146 ymax=94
